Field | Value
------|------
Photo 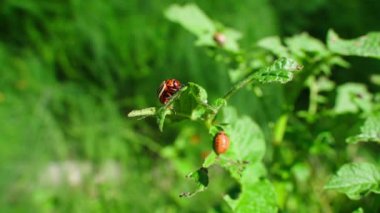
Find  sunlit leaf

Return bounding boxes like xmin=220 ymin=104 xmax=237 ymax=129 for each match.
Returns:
xmin=216 ymin=107 xmax=266 ymax=180
xmin=165 ymin=4 xmax=215 ymax=36
xmin=316 ymin=76 xmax=335 ymax=92
xmin=165 ymin=4 xmax=241 ymax=52
xmin=257 ymin=36 xmax=289 ymax=57
xmin=252 ymin=57 xmax=303 ymax=84
xmin=334 ymin=83 xmax=373 ymax=114
xmin=225 ymin=163 xmax=275 ymax=212
xmin=285 ymin=33 xmax=328 ymax=58
xmin=325 ymin=162 xmax=380 ymax=200
xmin=225 ymin=178 xmax=278 ymax=213
xmin=202 ymin=152 xmax=217 ymax=168
xmin=347 ymin=112 xmax=380 ymax=144
xmin=328 ymin=30 xmax=380 ymax=59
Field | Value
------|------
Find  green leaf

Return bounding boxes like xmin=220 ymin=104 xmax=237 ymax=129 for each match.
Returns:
xmin=285 ymin=33 xmax=328 ymax=58
xmin=347 ymin=112 xmax=380 ymax=144
xmin=202 ymin=152 xmax=217 ymax=168
xmin=172 ymin=82 xmax=211 ymax=119
xmin=224 ymin=163 xmax=276 ymax=212
xmin=179 ymin=167 xmax=209 ymax=198
xmin=219 ymin=29 xmax=242 ymax=52
xmin=352 ymin=207 xmax=364 ymax=213
xmin=225 ymin=178 xmax=278 ymax=213
xmin=165 ymin=4 xmax=215 ymax=36
xmin=165 ymin=4 xmax=241 ymax=52
xmin=325 ymin=162 xmax=380 ymax=200
xmin=327 ymin=30 xmax=380 ymax=59
xmin=127 ymin=107 xmax=156 ymax=118
xmin=156 ymin=83 xmax=213 ymax=131
xmin=156 ymin=107 xmax=171 ymax=132
xmin=217 ymin=107 xmax=266 ymax=180
xmin=252 ymin=57 xmax=303 ymax=84
xmin=291 ymin=162 xmax=311 ymax=183
xmin=316 ymin=76 xmax=335 ymax=92
xmin=224 ymin=116 xmax=266 ymax=163
xmin=370 ymin=74 xmax=380 ymax=86
xmin=334 ymin=83 xmax=373 ymax=114
xmin=212 ymin=98 xmax=227 ymax=111
xmin=257 ymin=36 xmax=289 ymax=57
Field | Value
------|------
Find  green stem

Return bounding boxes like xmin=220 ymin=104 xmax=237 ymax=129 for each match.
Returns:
xmin=223 ymin=74 xmax=256 ymax=101
xmin=308 ymin=76 xmax=318 ymax=115
xmin=208 ymin=73 xmax=257 ymax=124
xmin=273 ymin=114 xmax=288 ymax=145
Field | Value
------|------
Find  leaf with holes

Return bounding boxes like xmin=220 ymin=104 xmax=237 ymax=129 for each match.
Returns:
xmin=328 ymin=30 xmax=380 ymax=59
xmin=347 ymin=112 xmax=380 ymax=144
xmin=179 ymin=167 xmax=209 ymax=198
xmin=252 ymin=57 xmax=303 ymax=84
xmin=334 ymin=83 xmax=373 ymax=114
xmin=324 ymin=162 xmax=380 ymax=200
xmin=224 ymin=162 xmax=277 ymax=213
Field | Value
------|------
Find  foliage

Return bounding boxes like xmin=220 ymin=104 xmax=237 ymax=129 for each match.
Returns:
xmin=1 ymin=0 xmax=380 ymax=212
xmin=325 ymin=162 xmax=380 ymax=200
xmin=129 ymin=2 xmax=380 ymax=212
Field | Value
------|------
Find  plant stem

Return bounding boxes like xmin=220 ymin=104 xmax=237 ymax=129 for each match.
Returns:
xmin=208 ymin=73 xmax=256 ymax=124
xmin=273 ymin=114 xmax=288 ymax=145
xmin=223 ymin=74 xmax=255 ymax=101
xmin=308 ymin=76 xmax=318 ymax=115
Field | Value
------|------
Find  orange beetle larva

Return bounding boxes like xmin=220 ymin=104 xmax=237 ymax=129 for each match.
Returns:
xmin=213 ymin=131 xmax=230 ymax=155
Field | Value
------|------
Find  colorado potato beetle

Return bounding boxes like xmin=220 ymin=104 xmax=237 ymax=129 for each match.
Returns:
xmin=157 ymin=79 xmax=182 ymax=104
xmin=213 ymin=131 xmax=230 ymax=155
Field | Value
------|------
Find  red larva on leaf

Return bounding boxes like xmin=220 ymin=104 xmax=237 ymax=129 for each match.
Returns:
xmin=213 ymin=131 xmax=230 ymax=155
xmin=157 ymin=79 xmax=182 ymax=104
xmin=213 ymin=32 xmax=226 ymax=46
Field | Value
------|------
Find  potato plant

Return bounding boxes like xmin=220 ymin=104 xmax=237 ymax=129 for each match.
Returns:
xmin=129 ymin=4 xmax=380 ymax=212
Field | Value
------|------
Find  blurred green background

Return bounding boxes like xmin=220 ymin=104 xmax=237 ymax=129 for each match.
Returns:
xmin=0 ymin=0 xmax=379 ymax=212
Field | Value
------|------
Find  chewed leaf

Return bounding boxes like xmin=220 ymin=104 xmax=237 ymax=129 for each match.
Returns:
xmin=347 ymin=112 xmax=380 ymax=144
xmin=179 ymin=167 xmax=209 ymax=198
xmin=328 ymin=29 xmax=380 ymax=59
xmin=224 ymin=161 xmax=276 ymax=212
xmin=324 ymin=162 xmax=380 ymax=200
xmin=253 ymin=57 xmax=303 ymax=84
xmin=334 ymin=83 xmax=373 ymax=114
xmin=225 ymin=178 xmax=277 ymax=213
